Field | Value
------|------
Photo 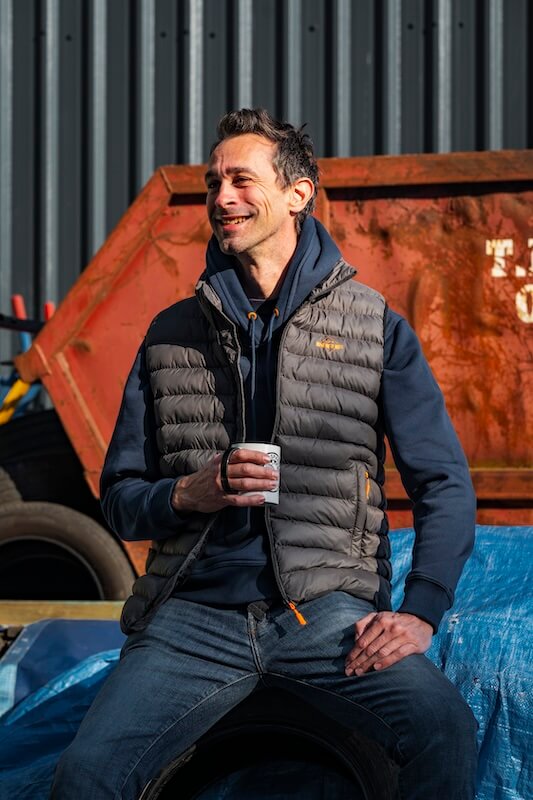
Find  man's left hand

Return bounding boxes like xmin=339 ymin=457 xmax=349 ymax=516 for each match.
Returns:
xmin=344 ymin=611 xmax=433 ymax=676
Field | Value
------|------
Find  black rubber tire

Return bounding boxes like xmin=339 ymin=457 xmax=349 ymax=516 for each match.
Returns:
xmin=140 ymin=687 xmax=398 ymax=800
xmin=0 ymin=501 xmax=135 ymax=600
xmin=0 ymin=467 xmax=21 ymax=505
xmin=0 ymin=409 xmax=106 ymax=524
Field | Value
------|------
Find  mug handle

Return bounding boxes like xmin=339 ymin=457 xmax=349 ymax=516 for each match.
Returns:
xmin=220 ymin=446 xmax=240 ymax=494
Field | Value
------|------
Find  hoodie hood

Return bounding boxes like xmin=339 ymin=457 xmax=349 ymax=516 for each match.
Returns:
xmin=205 ymin=216 xmax=343 ymax=344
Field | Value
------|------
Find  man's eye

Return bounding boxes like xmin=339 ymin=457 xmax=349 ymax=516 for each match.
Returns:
xmin=206 ymin=181 xmax=219 ymax=190
xmin=234 ymin=176 xmax=250 ymax=185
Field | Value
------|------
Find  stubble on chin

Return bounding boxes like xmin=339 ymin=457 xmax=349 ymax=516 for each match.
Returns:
xmin=217 ymin=236 xmax=243 ymax=256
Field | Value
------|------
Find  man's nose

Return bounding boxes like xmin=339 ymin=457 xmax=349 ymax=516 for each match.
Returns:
xmin=214 ymin=180 xmax=238 ymax=208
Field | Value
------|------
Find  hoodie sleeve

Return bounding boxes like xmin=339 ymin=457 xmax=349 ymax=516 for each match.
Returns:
xmin=381 ymin=309 xmax=476 ymax=632
xmin=100 ymin=342 xmax=189 ymax=541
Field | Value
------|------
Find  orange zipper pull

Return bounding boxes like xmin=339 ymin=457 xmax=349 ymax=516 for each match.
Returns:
xmin=288 ymin=601 xmax=307 ymax=626
xmin=365 ymin=470 xmax=370 ymax=499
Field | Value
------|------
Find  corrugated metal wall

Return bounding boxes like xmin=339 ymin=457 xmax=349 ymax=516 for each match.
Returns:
xmin=0 ymin=0 xmax=532 ymax=357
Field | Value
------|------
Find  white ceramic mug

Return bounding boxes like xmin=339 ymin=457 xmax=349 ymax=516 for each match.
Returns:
xmin=228 ymin=442 xmax=281 ymax=505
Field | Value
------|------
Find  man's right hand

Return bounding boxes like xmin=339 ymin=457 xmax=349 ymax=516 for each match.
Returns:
xmin=171 ymin=449 xmax=278 ymax=514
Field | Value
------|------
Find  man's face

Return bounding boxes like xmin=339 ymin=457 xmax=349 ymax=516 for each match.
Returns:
xmin=205 ymin=133 xmax=298 ymax=261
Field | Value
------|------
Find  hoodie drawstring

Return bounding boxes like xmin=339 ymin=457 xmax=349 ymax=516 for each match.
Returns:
xmin=247 ymin=306 xmax=279 ymax=440
xmin=247 ymin=311 xmax=258 ymax=439
xmin=265 ymin=307 xmax=279 ymax=408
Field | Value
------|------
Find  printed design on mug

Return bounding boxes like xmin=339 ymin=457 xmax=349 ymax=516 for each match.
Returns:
xmin=267 ymin=451 xmax=281 ymax=488
xmin=315 ymin=336 xmax=344 ymax=351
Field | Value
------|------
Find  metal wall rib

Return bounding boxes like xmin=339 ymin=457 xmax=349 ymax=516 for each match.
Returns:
xmin=0 ymin=0 xmax=532 ymax=360
xmin=0 ymin=0 xmax=13 ymax=313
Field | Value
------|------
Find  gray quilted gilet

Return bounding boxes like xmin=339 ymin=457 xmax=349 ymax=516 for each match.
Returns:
xmin=120 ymin=261 xmax=388 ymax=634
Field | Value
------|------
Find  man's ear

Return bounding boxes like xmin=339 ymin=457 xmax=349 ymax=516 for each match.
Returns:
xmin=289 ymin=177 xmax=315 ymax=215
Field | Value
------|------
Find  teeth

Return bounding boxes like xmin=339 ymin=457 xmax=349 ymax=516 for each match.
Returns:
xmin=223 ymin=217 xmax=247 ymax=225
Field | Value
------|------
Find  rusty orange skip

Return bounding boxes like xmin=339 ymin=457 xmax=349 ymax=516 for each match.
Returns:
xmin=15 ymin=150 xmax=533 ymax=575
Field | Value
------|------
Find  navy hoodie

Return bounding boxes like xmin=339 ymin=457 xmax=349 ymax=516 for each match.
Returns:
xmin=101 ymin=217 xmax=476 ymax=632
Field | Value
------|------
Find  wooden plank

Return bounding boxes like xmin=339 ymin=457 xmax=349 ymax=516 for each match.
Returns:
xmin=0 ymin=601 xmax=123 ymax=626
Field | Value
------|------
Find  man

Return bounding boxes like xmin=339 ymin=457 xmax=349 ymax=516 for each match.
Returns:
xmin=52 ymin=108 xmax=478 ymax=798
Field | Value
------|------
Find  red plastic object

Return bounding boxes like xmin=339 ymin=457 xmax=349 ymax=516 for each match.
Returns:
xmin=15 ymin=151 xmax=533 ymax=572
xmin=11 ymin=295 xmax=27 ymax=320
xmin=43 ymin=301 xmax=56 ymax=321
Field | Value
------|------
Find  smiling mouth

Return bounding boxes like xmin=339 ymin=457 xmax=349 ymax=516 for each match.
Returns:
xmin=218 ymin=216 xmax=250 ymax=226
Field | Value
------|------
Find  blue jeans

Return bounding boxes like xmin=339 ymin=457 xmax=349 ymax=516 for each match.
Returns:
xmin=51 ymin=593 xmax=477 ymax=799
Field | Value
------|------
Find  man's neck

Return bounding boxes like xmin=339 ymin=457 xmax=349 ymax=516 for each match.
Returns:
xmin=236 ymin=241 xmax=298 ymax=299
xmin=237 ymin=266 xmax=285 ymax=300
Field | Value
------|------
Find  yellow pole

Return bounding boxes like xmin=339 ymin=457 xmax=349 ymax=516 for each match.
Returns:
xmin=0 ymin=379 xmax=31 ymax=424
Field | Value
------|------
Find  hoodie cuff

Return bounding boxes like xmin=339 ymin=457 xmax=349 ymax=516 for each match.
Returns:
xmin=397 ymin=579 xmax=451 ymax=634
xmin=149 ymin=478 xmax=191 ymax=531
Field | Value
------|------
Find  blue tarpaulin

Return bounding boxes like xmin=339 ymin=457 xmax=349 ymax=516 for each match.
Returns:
xmin=0 ymin=525 xmax=531 ymax=799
